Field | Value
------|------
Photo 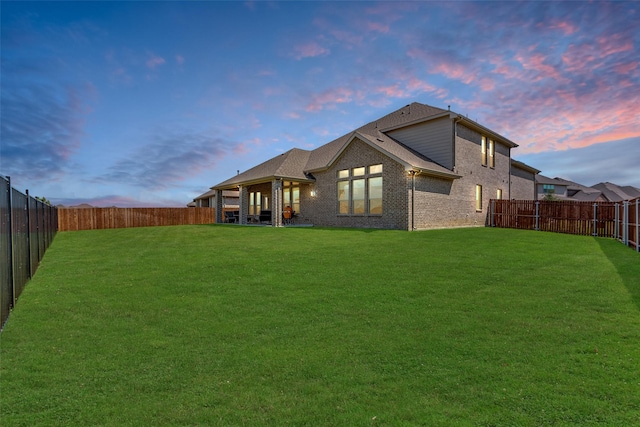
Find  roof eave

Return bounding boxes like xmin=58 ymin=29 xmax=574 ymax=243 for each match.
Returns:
xmin=457 ymin=115 xmax=519 ymax=148
xmin=379 ymin=111 xmax=454 ymax=133
xmin=410 ymin=167 xmax=461 ymax=180
xmin=213 ymin=175 xmax=315 ymax=190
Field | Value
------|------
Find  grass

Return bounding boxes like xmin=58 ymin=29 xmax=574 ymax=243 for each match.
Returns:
xmin=1 ymin=225 xmax=639 ymax=426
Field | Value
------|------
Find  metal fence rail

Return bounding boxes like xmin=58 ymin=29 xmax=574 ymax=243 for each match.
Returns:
xmin=489 ymin=198 xmax=640 ymax=252
xmin=1 ymin=176 xmax=58 ymax=329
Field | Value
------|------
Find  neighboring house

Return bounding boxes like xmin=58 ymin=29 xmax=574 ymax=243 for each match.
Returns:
xmin=591 ymin=182 xmax=640 ymax=202
xmin=211 ymin=102 xmax=538 ymax=230
xmin=535 ymin=176 xmax=639 ymax=202
xmin=190 ymin=189 xmax=239 ymax=208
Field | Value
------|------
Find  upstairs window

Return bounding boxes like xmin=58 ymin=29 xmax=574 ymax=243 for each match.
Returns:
xmin=543 ymin=184 xmax=555 ymax=194
xmin=481 ymin=137 xmax=487 ymax=166
xmin=489 ymin=139 xmax=495 ymax=168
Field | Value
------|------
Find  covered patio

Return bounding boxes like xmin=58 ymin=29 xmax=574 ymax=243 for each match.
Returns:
xmin=212 ymin=149 xmax=315 ymax=227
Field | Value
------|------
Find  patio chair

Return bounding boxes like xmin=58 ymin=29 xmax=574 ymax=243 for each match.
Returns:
xmin=224 ymin=211 xmax=236 ymax=223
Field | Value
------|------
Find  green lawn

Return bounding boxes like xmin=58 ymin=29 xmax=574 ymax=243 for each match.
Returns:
xmin=1 ymin=225 xmax=639 ymax=426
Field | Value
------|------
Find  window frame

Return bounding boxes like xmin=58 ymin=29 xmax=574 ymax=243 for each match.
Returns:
xmin=481 ymin=137 xmax=487 ymax=166
xmin=337 ymin=164 xmax=383 ymax=216
xmin=475 ymin=184 xmax=483 ymax=212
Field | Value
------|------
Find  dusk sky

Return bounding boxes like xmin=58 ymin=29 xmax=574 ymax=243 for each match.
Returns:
xmin=2 ymin=1 xmax=639 ymax=207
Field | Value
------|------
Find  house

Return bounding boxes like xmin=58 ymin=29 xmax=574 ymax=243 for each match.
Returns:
xmin=211 ymin=102 xmax=537 ymax=230
xmin=591 ymin=182 xmax=640 ymax=202
xmin=535 ymin=176 xmax=639 ymax=202
xmin=536 ymin=175 xmax=606 ymax=201
xmin=190 ymin=189 xmax=239 ymax=208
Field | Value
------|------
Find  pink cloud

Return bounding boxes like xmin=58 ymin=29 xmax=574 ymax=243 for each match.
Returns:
xmin=547 ymin=20 xmax=578 ymax=35
xmin=293 ymin=42 xmax=330 ymax=60
xmin=367 ymin=21 xmax=389 ymax=34
xmin=305 ymin=87 xmax=353 ymax=112
xmin=516 ymin=53 xmax=565 ymax=82
xmin=597 ymin=33 xmax=634 ymax=57
xmin=615 ymin=61 xmax=638 ymax=74
xmin=146 ymin=54 xmax=166 ymax=69
xmin=376 ymin=84 xmax=409 ymax=98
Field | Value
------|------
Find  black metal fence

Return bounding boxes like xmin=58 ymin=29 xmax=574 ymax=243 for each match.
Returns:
xmin=1 ymin=175 xmax=58 ymax=329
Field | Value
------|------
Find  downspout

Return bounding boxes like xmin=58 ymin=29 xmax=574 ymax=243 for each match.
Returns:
xmin=410 ymin=170 xmax=417 ymax=231
xmin=452 ymin=114 xmax=463 ymax=173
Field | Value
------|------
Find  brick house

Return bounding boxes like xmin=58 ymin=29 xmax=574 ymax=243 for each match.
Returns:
xmin=211 ymin=102 xmax=537 ymax=230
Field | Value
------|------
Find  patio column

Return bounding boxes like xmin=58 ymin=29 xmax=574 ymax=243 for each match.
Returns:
xmin=239 ymin=185 xmax=248 ymax=225
xmin=272 ymin=179 xmax=283 ymax=227
xmin=214 ymin=189 xmax=223 ymax=224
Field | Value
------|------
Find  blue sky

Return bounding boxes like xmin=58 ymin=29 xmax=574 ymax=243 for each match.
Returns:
xmin=1 ymin=1 xmax=638 ymax=207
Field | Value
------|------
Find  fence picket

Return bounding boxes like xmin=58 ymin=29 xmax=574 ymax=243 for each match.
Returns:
xmin=490 ymin=198 xmax=640 ymax=251
xmin=57 ymin=207 xmax=219 ymax=231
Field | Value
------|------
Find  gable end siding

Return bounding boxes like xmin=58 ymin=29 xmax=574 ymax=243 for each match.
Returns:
xmin=386 ymin=117 xmax=453 ymax=169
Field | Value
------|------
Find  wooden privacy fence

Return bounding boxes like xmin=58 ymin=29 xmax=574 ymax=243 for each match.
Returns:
xmin=1 ymin=176 xmax=58 ymax=329
xmin=58 ymin=207 xmax=217 ymax=231
xmin=489 ymin=198 xmax=640 ymax=252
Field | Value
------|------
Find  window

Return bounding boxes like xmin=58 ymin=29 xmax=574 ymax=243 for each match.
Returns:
xmin=481 ymin=136 xmax=487 ymax=166
xmin=283 ymin=182 xmax=300 ymax=213
xmin=489 ymin=139 xmax=495 ymax=168
xmin=369 ymin=177 xmax=383 ymax=214
xmin=337 ymin=164 xmax=383 ymax=215
xmin=475 ymin=185 xmax=483 ymax=211
xmin=337 ymin=181 xmax=349 ymax=214
xmin=249 ymin=191 xmax=261 ymax=215
xmin=497 ymin=189 xmax=502 ymax=200
xmin=543 ymin=184 xmax=555 ymax=193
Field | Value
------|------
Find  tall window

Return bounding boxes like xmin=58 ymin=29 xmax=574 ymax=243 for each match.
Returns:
xmin=489 ymin=139 xmax=495 ymax=168
xmin=497 ymin=188 xmax=502 ymax=200
xmin=337 ymin=164 xmax=383 ymax=215
xmin=249 ymin=191 xmax=261 ymax=215
xmin=475 ymin=185 xmax=483 ymax=211
xmin=283 ymin=182 xmax=300 ymax=213
xmin=481 ymin=137 xmax=487 ymax=166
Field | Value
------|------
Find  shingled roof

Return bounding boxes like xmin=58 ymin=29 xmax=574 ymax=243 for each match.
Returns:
xmin=214 ymin=148 xmax=313 ymax=189
xmin=213 ymin=102 xmax=516 ymax=189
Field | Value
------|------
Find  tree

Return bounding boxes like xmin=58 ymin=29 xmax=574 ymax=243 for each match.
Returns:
xmin=36 ymin=196 xmax=51 ymax=205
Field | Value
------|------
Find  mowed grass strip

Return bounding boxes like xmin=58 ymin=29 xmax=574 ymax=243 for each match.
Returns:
xmin=1 ymin=226 xmax=639 ymax=426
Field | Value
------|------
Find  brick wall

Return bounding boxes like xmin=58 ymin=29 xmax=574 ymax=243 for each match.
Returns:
xmin=510 ymin=166 xmax=536 ymax=200
xmin=303 ymin=138 xmax=409 ymax=229
xmin=411 ymin=124 xmax=512 ymax=229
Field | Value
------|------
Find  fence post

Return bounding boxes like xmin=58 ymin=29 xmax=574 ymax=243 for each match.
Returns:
xmin=622 ymin=201 xmax=629 ymax=246
xmin=614 ymin=203 xmax=619 ymax=240
xmin=25 ymin=190 xmax=33 ymax=279
xmin=535 ymin=201 xmax=539 ymax=231
xmin=636 ymin=198 xmax=640 ymax=252
xmin=6 ymin=177 xmax=15 ymax=310
xmin=490 ymin=199 xmax=495 ymax=227
xmin=592 ymin=203 xmax=598 ymax=237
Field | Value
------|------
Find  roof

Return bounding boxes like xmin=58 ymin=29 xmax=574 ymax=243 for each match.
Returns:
xmin=212 ymin=102 xmax=517 ymax=189
xmin=193 ymin=189 xmax=239 ymax=201
xmin=214 ymin=148 xmax=313 ymax=189
xmin=511 ymin=159 xmax=541 ymax=174
xmin=591 ymin=182 xmax=640 ymax=202
xmin=536 ymin=174 xmax=564 ymax=185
